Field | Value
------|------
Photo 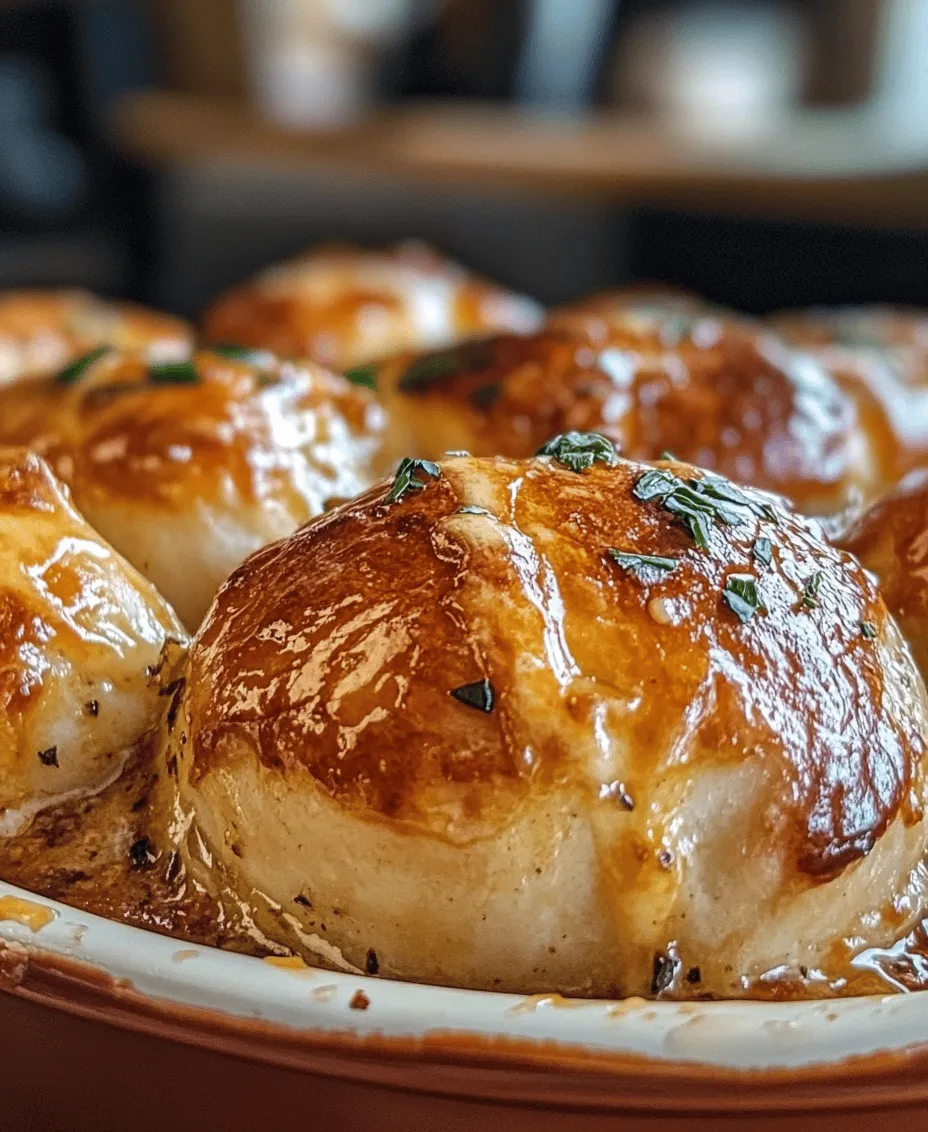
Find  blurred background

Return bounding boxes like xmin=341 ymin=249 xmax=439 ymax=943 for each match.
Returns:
xmin=1 ymin=0 xmax=927 ymax=316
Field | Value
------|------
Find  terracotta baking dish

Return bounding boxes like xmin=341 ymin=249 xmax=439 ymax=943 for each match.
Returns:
xmin=1 ymin=880 xmax=928 ymax=1131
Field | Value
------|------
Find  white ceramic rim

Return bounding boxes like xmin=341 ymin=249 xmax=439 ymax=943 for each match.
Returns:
xmin=2 ymin=878 xmax=928 ymax=1072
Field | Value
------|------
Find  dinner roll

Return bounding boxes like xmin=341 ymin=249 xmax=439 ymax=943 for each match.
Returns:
xmin=773 ymin=305 xmax=928 ymax=352
xmin=0 ymin=289 xmax=192 ymax=386
xmin=201 ymin=241 xmax=543 ymax=371
xmin=772 ymin=305 xmax=928 ymax=484
xmin=0 ymin=346 xmax=387 ymax=629
xmin=0 ymin=448 xmax=185 ymax=834
xmin=546 ymin=285 xmax=730 ymax=341
xmin=373 ymin=314 xmax=874 ymax=515
xmin=840 ymin=469 xmax=928 ymax=684
xmin=160 ymin=445 xmax=928 ymax=997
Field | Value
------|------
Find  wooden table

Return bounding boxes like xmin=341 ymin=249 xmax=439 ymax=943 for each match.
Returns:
xmin=113 ymin=90 xmax=928 ymax=228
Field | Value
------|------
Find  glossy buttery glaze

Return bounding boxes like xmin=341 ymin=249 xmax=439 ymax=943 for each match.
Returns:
xmin=772 ymin=305 xmax=928 ymax=484
xmin=0 ymin=348 xmax=388 ymax=629
xmin=374 ymin=315 xmax=875 ymax=516
xmin=840 ymin=470 xmax=928 ymax=685
xmin=546 ymin=285 xmax=734 ymax=338
xmin=0 ymin=289 xmax=192 ymax=386
xmin=201 ymin=241 xmax=544 ymax=371
xmin=0 ymin=447 xmax=185 ymax=834
xmin=149 ymin=452 xmax=928 ymax=999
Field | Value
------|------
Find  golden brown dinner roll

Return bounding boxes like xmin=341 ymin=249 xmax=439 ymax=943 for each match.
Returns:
xmin=0 ymin=448 xmax=185 ymax=834
xmin=372 ymin=315 xmax=874 ymax=516
xmin=0 ymin=346 xmax=387 ymax=629
xmin=773 ymin=305 xmax=928 ymax=352
xmin=772 ymin=305 xmax=928 ymax=484
xmin=0 ymin=289 xmax=193 ymax=386
xmin=200 ymin=241 xmax=543 ymax=371
xmin=840 ymin=469 xmax=928 ymax=683
xmin=546 ymin=284 xmax=731 ymax=342
xmin=161 ymin=444 xmax=928 ymax=998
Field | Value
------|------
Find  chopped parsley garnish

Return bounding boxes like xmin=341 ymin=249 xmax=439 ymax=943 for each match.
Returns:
xmin=752 ymin=537 xmax=773 ymax=567
xmin=449 ymin=679 xmax=495 ymax=713
xmin=859 ymin=620 xmax=877 ymax=639
xmin=800 ymin=571 xmax=823 ymax=610
xmin=37 ymin=745 xmax=59 ymax=767
xmin=55 ymin=345 xmax=110 ymax=385
xmin=695 ymin=476 xmax=777 ymax=522
xmin=343 ymin=362 xmax=378 ymax=391
xmin=149 ymin=360 xmax=199 ymax=385
xmin=385 ymin=457 xmax=440 ymax=504
xmin=633 ymin=468 xmax=680 ymax=501
xmin=662 ymin=493 xmax=714 ymax=549
xmin=398 ymin=340 xmax=494 ymax=393
xmin=608 ymin=549 xmax=679 ymax=579
xmin=209 ymin=343 xmax=269 ymax=365
xmin=535 ymin=431 xmax=618 ymax=473
xmin=632 ymin=468 xmax=771 ymax=550
xmin=723 ymin=574 xmax=765 ymax=623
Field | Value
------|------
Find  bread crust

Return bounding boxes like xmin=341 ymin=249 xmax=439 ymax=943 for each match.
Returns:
xmin=162 ymin=453 xmax=928 ymax=996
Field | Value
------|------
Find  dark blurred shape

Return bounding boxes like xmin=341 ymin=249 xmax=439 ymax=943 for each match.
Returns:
xmin=0 ymin=2 xmax=85 ymax=228
xmin=148 ymin=0 xmax=247 ymax=99
xmin=804 ymin=0 xmax=884 ymax=106
xmin=381 ymin=0 xmax=621 ymax=108
xmin=0 ymin=0 xmax=153 ymax=292
xmin=515 ymin=0 xmax=620 ymax=109
xmin=630 ymin=209 xmax=928 ymax=313
xmin=381 ymin=0 xmax=529 ymax=100
xmin=0 ymin=54 xmax=87 ymax=223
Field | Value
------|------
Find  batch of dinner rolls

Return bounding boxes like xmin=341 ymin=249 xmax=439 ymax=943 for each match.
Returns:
xmin=3 ymin=239 xmax=928 ymax=999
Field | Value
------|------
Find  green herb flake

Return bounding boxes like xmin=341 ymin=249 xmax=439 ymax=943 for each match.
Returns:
xmin=752 ymin=537 xmax=773 ymax=567
xmin=859 ymin=620 xmax=877 ymax=640
xmin=55 ymin=345 xmax=110 ymax=385
xmin=723 ymin=574 xmax=765 ymax=624
xmin=209 ymin=343 xmax=270 ymax=365
xmin=662 ymin=494 xmax=713 ymax=549
xmin=458 ymin=505 xmax=490 ymax=515
xmin=343 ymin=362 xmax=378 ymax=391
xmin=691 ymin=475 xmax=779 ymax=522
xmin=633 ymin=468 xmax=680 ymax=502
xmin=535 ymin=431 xmax=618 ymax=474
xmin=398 ymin=340 xmax=494 ymax=393
xmin=149 ymin=361 xmax=200 ymax=385
xmin=675 ymin=483 xmax=744 ymax=526
xmin=449 ymin=678 xmax=495 ymax=713
xmin=608 ymin=549 xmax=679 ymax=579
xmin=800 ymin=571 xmax=824 ymax=610
xmin=632 ymin=468 xmax=773 ymax=552
xmin=386 ymin=457 xmax=440 ymax=504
